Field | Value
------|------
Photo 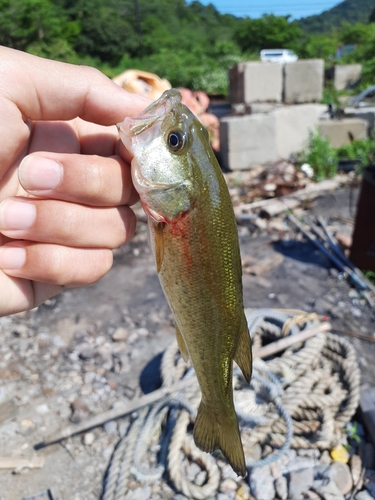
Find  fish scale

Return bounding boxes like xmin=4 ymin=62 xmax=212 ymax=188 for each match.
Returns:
xmin=119 ymin=89 xmax=252 ymax=477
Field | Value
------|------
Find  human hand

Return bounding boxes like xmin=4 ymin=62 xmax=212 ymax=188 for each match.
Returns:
xmin=0 ymin=46 xmax=150 ymax=316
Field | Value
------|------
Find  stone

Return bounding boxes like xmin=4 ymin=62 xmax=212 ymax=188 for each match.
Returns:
xmin=249 ymin=465 xmax=275 ymax=500
xmin=195 ymin=470 xmax=207 ymax=487
xmin=112 ymin=327 xmax=130 ymax=341
xmin=83 ymin=432 xmax=95 ymax=445
xmin=220 ymin=104 xmax=325 ymax=170
xmin=355 ymin=491 xmax=374 ymax=500
xmin=329 ymin=461 xmax=353 ymax=495
xmin=314 ymin=464 xmax=331 ymax=479
xmin=103 ymin=420 xmax=117 ymax=435
xmin=332 ymin=64 xmax=362 ymax=91
xmin=284 ymin=59 xmax=324 ymax=103
xmin=235 ymin=483 xmax=252 ymax=500
xmin=314 ymin=479 xmax=345 ymax=500
xmin=187 ymin=462 xmax=201 ymax=481
xmin=284 ymin=457 xmax=317 ymax=473
xmin=78 ymin=345 xmax=95 ymax=360
xmin=350 ymin=455 xmax=363 ymax=486
xmin=229 ymin=61 xmax=283 ymax=104
xmin=319 ymin=118 xmax=367 ymax=148
xmin=217 ymin=494 xmax=233 ymax=500
xmin=345 ymin=106 xmax=375 ymax=134
xmin=297 ymin=449 xmax=321 ymax=459
xmin=274 ymin=475 xmax=288 ymax=500
xmin=288 ymin=468 xmax=314 ymax=499
xmin=35 ymin=403 xmax=50 ymax=415
xmin=319 ymin=450 xmax=332 ymax=465
xmin=220 ymin=478 xmax=238 ymax=495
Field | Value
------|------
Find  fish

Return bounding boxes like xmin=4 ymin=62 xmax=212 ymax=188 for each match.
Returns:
xmin=118 ymin=89 xmax=252 ymax=477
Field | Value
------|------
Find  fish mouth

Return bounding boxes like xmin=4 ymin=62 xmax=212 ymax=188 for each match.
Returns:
xmin=118 ymin=89 xmax=182 ymax=151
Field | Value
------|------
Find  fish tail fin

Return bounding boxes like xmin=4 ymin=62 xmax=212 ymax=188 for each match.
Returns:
xmin=193 ymin=401 xmax=247 ymax=477
xmin=233 ymin=315 xmax=252 ymax=383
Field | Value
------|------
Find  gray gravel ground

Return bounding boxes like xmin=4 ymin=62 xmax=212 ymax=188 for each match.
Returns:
xmin=0 ymin=186 xmax=374 ymax=499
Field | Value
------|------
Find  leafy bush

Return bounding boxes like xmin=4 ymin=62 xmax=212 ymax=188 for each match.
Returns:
xmin=297 ymin=129 xmax=338 ymax=180
xmin=337 ymin=136 xmax=375 ymax=166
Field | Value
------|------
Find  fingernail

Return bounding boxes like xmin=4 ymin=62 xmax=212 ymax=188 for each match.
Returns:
xmin=0 ymin=247 xmax=26 ymax=269
xmin=19 ymin=156 xmax=62 ymax=190
xmin=0 ymin=199 xmax=36 ymax=230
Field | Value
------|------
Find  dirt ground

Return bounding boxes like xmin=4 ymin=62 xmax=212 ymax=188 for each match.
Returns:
xmin=0 ymin=184 xmax=374 ymax=500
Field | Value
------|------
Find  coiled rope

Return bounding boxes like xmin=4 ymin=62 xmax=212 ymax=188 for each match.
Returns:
xmin=102 ymin=309 xmax=360 ymax=500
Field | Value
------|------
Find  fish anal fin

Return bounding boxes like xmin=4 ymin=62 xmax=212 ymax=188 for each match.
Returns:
xmin=233 ymin=316 xmax=252 ymax=383
xmin=153 ymin=221 xmax=165 ymax=273
xmin=175 ymin=324 xmax=189 ymax=362
xmin=194 ymin=401 xmax=247 ymax=477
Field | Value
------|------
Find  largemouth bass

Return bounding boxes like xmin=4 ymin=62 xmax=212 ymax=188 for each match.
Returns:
xmin=119 ymin=89 xmax=252 ymax=477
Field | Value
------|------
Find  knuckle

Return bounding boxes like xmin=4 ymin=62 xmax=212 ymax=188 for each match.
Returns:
xmin=81 ymin=160 xmax=105 ymax=201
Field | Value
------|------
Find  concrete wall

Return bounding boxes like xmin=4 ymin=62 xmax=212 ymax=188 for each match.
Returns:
xmin=284 ymin=59 xmax=324 ymax=104
xmin=229 ymin=62 xmax=283 ymax=104
xmin=220 ymin=104 xmax=326 ymax=170
xmin=333 ymin=64 xmax=362 ymax=91
xmin=345 ymin=106 xmax=375 ymax=133
xmin=220 ymin=113 xmax=278 ymax=170
xmin=275 ymin=104 xmax=327 ymax=159
xmin=319 ymin=118 xmax=367 ymax=148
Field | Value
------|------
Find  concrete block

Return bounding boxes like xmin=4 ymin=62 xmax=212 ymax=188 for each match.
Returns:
xmin=333 ymin=64 xmax=362 ymax=91
xmin=220 ymin=104 xmax=326 ymax=170
xmin=319 ymin=118 xmax=367 ymax=148
xmin=345 ymin=106 xmax=375 ymax=133
xmin=229 ymin=61 xmax=283 ymax=104
xmin=243 ymin=62 xmax=283 ymax=103
xmin=220 ymin=113 xmax=278 ymax=170
xmin=275 ymin=104 xmax=327 ymax=159
xmin=229 ymin=63 xmax=245 ymax=103
xmin=284 ymin=59 xmax=324 ymax=104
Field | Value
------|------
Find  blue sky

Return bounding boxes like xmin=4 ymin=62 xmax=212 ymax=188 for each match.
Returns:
xmin=193 ymin=0 xmax=340 ymax=20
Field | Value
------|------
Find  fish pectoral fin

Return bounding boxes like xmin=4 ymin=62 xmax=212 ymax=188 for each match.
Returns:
xmin=233 ymin=316 xmax=252 ymax=383
xmin=153 ymin=221 xmax=165 ymax=273
xmin=194 ymin=401 xmax=247 ymax=477
xmin=175 ymin=324 xmax=189 ymax=361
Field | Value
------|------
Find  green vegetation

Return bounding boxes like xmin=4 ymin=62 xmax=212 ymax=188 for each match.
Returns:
xmin=297 ymin=130 xmax=338 ymax=180
xmin=2 ymin=0 xmax=375 ymax=95
xmin=337 ymin=136 xmax=375 ymax=167
xmin=297 ymin=132 xmax=375 ymax=179
xmin=363 ymin=270 xmax=375 ymax=284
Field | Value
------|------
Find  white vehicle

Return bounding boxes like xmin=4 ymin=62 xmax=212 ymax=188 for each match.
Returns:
xmin=260 ymin=49 xmax=298 ymax=63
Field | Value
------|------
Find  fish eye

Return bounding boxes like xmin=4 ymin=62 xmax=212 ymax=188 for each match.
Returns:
xmin=167 ymin=130 xmax=185 ymax=152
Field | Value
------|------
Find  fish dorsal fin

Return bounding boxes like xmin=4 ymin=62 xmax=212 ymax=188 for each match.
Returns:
xmin=175 ymin=323 xmax=189 ymax=361
xmin=153 ymin=221 xmax=165 ymax=273
xmin=233 ymin=316 xmax=252 ymax=383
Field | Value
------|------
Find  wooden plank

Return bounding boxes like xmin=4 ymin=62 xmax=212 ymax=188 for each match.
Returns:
xmin=233 ymin=176 xmax=350 ymax=217
xmin=0 ymin=456 xmax=45 ymax=469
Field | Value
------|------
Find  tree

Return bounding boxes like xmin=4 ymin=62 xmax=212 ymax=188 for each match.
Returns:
xmin=234 ymin=15 xmax=302 ymax=53
xmin=0 ymin=0 xmax=67 ymax=51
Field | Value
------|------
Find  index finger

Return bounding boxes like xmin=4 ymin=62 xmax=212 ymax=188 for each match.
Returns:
xmin=0 ymin=46 xmax=151 ymax=125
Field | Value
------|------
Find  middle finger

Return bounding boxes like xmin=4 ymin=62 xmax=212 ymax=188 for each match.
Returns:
xmin=19 ymin=152 xmax=138 ymax=207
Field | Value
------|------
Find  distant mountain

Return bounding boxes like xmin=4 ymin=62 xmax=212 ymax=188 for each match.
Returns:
xmin=298 ymin=0 xmax=375 ymax=34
